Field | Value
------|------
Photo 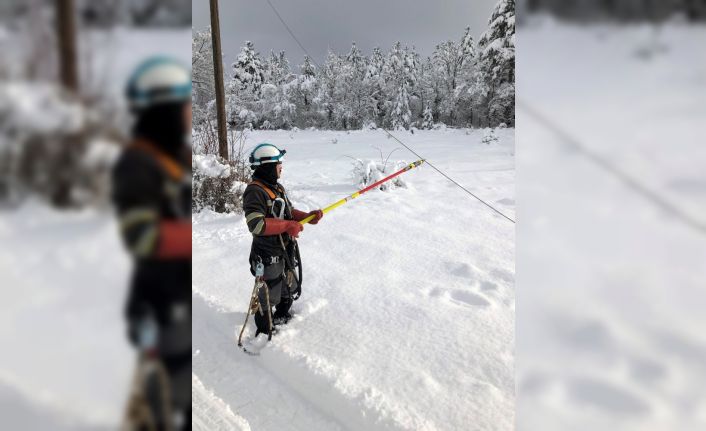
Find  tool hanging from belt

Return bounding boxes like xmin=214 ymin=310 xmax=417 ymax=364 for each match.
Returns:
xmin=238 ymin=257 xmax=273 ymax=347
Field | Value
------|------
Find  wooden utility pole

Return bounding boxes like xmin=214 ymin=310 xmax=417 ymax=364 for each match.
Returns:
xmin=209 ymin=0 xmax=229 ymax=160
xmin=56 ymin=0 xmax=79 ymax=92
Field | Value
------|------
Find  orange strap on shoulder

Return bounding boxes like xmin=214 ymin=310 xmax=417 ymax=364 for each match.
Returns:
xmin=131 ymin=139 xmax=185 ymax=180
xmin=250 ymin=180 xmax=277 ymax=200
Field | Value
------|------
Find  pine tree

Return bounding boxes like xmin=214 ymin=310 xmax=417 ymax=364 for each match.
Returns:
xmin=421 ymin=104 xmax=434 ymax=129
xmin=385 ymin=42 xmax=415 ymax=129
xmin=341 ymin=42 xmax=369 ymax=129
xmin=293 ymin=55 xmax=319 ymax=126
xmin=295 ymin=56 xmax=318 ymax=115
xmin=261 ymin=50 xmax=295 ymax=129
xmin=433 ymin=27 xmax=476 ymax=125
xmin=301 ymin=55 xmax=316 ymax=78
xmin=365 ymin=47 xmax=387 ymax=126
xmin=319 ymin=51 xmax=344 ymax=127
xmin=228 ymin=41 xmax=266 ymax=128
xmin=418 ymin=56 xmax=442 ymax=125
xmin=478 ymin=0 xmax=515 ymax=126
xmin=265 ymin=50 xmax=290 ymax=86
xmin=231 ymin=41 xmax=265 ymax=95
xmin=392 ymin=85 xmax=412 ymax=130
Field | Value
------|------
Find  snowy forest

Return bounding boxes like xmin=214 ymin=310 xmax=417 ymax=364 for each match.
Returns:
xmin=192 ymin=0 xmax=515 ymax=133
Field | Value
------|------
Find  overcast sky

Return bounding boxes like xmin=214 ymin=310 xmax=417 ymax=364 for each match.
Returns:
xmin=193 ymin=0 xmax=498 ymax=70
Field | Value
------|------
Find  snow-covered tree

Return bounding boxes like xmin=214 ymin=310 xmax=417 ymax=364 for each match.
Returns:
xmin=420 ymin=104 xmax=434 ymax=129
xmin=318 ymin=51 xmax=344 ymax=127
xmin=391 ymin=85 xmax=412 ymax=130
xmin=192 ymin=27 xmax=215 ymax=129
xmin=433 ymin=27 xmax=476 ymax=125
xmin=340 ymin=42 xmax=369 ymax=129
xmin=291 ymin=56 xmax=320 ymax=127
xmin=364 ymin=47 xmax=387 ymax=126
xmin=264 ymin=50 xmax=290 ymax=86
xmin=228 ymin=41 xmax=266 ymax=127
xmin=478 ymin=0 xmax=515 ymax=126
xmin=231 ymin=41 xmax=265 ymax=94
xmin=385 ymin=42 xmax=417 ymax=129
xmin=202 ymin=19 xmax=513 ymax=130
xmin=301 ymin=55 xmax=316 ymax=78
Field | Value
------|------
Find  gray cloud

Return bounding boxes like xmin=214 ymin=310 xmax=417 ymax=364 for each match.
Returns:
xmin=193 ymin=0 xmax=498 ymax=70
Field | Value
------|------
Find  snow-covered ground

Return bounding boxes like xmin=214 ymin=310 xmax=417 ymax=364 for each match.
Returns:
xmin=517 ymin=18 xmax=706 ymax=431
xmin=193 ymin=128 xmax=515 ymax=430
xmin=0 ymin=203 xmax=131 ymax=428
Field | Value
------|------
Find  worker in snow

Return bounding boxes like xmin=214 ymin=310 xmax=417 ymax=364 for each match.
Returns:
xmin=243 ymin=143 xmax=323 ymax=337
xmin=112 ymin=57 xmax=192 ymax=430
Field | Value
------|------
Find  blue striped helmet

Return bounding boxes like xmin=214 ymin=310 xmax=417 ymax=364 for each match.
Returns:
xmin=126 ymin=56 xmax=191 ymax=110
xmin=249 ymin=143 xmax=286 ymax=167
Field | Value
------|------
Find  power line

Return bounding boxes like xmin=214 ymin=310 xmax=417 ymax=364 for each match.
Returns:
xmin=517 ymin=98 xmax=706 ymax=235
xmin=264 ymin=0 xmax=516 ymax=224
xmin=265 ymin=0 xmax=318 ymax=64
xmin=381 ymin=130 xmax=516 ymax=223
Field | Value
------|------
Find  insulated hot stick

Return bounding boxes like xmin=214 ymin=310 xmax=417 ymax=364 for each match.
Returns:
xmin=299 ymin=160 xmax=425 ymax=225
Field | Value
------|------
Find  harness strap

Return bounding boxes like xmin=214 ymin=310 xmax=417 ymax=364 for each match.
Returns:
xmin=250 ymin=180 xmax=277 ymax=200
xmin=131 ymin=139 xmax=185 ymax=181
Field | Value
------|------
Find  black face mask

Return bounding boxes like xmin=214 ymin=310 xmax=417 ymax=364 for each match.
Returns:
xmin=253 ymin=163 xmax=279 ymax=186
xmin=133 ymin=102 xmax=187 ymax=157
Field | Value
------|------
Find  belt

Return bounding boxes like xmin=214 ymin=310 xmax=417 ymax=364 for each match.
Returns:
xmin=262 ymin=255 xmax=282 ymax=265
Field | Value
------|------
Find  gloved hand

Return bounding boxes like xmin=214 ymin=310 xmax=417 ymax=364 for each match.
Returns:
xmin=306 ymin=209 xmax=323 ymax=224
xmin=263 ymin=218 xmax=304 ymax=238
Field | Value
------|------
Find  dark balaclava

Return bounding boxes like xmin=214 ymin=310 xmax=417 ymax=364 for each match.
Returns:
xmin=133 ymin=102 xmax=187 ymax=157
xmin=253 ymin=162 xmax=279 ymax=186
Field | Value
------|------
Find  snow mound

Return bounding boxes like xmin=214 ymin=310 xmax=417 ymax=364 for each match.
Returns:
xmin=0 ymin=83 xmax=85 ymax=137
xmin=193 ymin=154 xmax=232 ymax=179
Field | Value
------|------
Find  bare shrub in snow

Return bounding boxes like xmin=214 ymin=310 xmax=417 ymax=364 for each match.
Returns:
xmin=0 ymin=83 xmax=121 ymax=207
xmin=191 ymin=127 xmax=250 ymax=213
xmin=192 ymin=155 xmax=250 ymax=213
xmin=482 ymin=128 xmax=499 ymax=145
xmin=350 ymin=148 xmax=408 ymax=191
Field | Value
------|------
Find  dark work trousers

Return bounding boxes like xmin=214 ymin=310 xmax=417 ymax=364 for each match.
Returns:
xmin=252 ymin=259 xmax=292 ymax=334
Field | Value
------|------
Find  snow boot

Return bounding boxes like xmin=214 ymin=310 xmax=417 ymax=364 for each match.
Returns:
xmin=272 ymin=313 xmax=291 ymax=326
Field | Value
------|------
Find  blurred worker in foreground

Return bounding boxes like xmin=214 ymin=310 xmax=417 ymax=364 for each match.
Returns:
xmin=112 ymin=57 xmax=192 ymax=430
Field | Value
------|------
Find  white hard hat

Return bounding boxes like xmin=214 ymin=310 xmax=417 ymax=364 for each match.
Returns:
xmin=126 ymin=56 xmax=191 ymax=109
xmin=249 ymin=143 xmax=286 ymax=167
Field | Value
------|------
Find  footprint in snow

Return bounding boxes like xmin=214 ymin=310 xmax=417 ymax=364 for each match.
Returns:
xmin=449 ymin=290 xmax=491 ymax=308
xmin=490 ymin=268 xmax=514 ymax=284
xmin=300 ymin=298 xmax=328 ymax=316
xmin=480 ymin=280 xmax=498 ymax=292
xmin=497 ymin=198 xmax=515 ymax=206
xmin=444 ymin=261 xmax=475 ymax=279
xmin=428 ymin=287 xmax=444 ymax=298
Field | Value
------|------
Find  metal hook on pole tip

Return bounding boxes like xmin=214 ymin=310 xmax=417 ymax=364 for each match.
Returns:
xmin=407 ymin=159 xmax=425 ymax=170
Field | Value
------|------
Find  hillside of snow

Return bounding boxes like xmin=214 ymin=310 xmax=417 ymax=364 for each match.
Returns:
xmin=192 ymin=128 xmax=515 ymax=430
